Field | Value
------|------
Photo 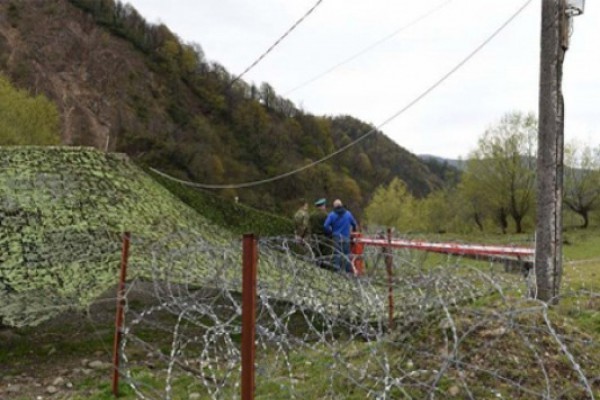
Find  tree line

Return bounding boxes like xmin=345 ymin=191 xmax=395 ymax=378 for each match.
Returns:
xmin=366 ymin=111 xmax=600 ymax=234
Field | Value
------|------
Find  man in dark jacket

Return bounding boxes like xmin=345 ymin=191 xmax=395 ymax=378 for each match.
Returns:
xmin=309 ymin=198 xmax=327 ymax=236
xmin=324 ymin=199 xmax=358 ymax=273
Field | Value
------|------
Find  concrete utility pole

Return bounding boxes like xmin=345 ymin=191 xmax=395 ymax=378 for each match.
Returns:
xmin=535 ymin=0 xmax=567 ymax=303
xmin=535 ymin=0 xmax=583 ymax=303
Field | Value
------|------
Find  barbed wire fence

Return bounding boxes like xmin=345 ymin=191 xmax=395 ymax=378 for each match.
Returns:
xmin=5 ymin=152 xmax=597 ymax=398
xmin=113 ymin=231 xmax=599 ymax=399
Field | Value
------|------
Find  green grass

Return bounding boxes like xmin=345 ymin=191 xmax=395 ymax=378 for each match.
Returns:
xmin=563 ymin=226 xmax=600 ymax=261
xmin=0 ymin=315 xmax=114 ymax=372
xmin=2 ymin=247 xmax=599 ymax=399
xmin=407 ymin=225 xmax=600 ymax=263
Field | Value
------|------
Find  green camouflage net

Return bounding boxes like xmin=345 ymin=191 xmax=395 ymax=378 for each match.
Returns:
xmin=0 ymin=146 xmax=231 ymax=327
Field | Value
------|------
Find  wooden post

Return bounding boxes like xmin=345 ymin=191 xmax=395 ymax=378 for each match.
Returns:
xmin=112 ymin=232 xmax=130 ymax=398
xmin=241 ymin=234 xmax=258 ymax=400
xmin=385 ymin=228 xmax=394 ymax=331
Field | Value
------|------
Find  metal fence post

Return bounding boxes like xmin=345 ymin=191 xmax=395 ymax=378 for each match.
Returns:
xmin=385 ymin=228 xmax=394 ymax=331
xmin=112 ymin=232 xmax=130 ymax=398
xmin=242 ymin=233 xmax=258 ymax=400
xmin=350 ymin=231 xmax=365 ymax=276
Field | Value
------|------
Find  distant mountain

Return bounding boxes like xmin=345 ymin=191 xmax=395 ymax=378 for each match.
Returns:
xmin=419 ymin=154 xmax=465 ymax=170
xmin=418 ymin=154 xmax=464 ymax=187
xmin=0 ymin=0 xmax=443 ymax=214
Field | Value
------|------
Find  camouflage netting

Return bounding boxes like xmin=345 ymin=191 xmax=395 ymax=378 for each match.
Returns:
xmin=0 ymin=146 xmax=371 ymax=328
xmin=0 ymin=146 xmax=232 ymax=327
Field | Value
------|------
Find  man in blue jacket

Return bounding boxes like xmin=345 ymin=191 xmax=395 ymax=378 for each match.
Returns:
xmin=324 ymin=199 xmax=358 ymax=273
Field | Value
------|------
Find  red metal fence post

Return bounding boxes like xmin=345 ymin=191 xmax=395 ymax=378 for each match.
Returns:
xmin=112 ymin=232 xmax=130 ymax=398
xmin=385 ymin=228 xmax=395 ymax=331
xmin=350 ymin=232 xmax=365 ymax=276
xmin=242 ymin=233 xmax=258 ymax=400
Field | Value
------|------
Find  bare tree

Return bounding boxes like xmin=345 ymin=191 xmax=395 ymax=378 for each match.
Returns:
xmin=563 ymin=142 xmax=600 ymax=228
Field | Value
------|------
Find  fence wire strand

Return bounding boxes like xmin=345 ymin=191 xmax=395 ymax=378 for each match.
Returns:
xmin=113 ymin=233 xmax=599 ymax=399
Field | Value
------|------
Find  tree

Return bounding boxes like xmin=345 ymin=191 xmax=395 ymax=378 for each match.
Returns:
xmin=456 ymin=174 xmax=493 ymax=232
xmin=335 ymin=175 xmax=362 ymax=215
xmin=415 ymin=187 xmax=476 ymax=234
xmin=259 ymin=82 xmax=276 ymax=111
xmin=563 ymin=141 xmax=600 ymax=228
xmin=463 ymin=112 xmax=537 ymax=233
xmin=0 ymin=75 xmax=60 ymax=145
xmin=365 ymin=178 xmax=418 ymax=232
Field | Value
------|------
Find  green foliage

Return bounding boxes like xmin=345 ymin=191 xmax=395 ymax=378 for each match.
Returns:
xmin=365 ymin=178 xmax=420 ymax=231
xmin=63 ymin=0 xmax=441 ymax=215
xmin=414 ymin=188 xmax=471 ymax=234
xmin=366 ymin=178 xmax=478 ymax=234
xmin=150 ymin=171 xmax=294 ymax=236
xmin=365 ymin=111 xmax=600 ymax=236
xmin=0 ymin=75 xmax=60 ymax=146
xmin=328 ymin=116 xmax=441 ymax=198
xmin=420 ymin=156 xmax=462 ymax=187
xmin=461 ymin=111 xmax=537 ymax=233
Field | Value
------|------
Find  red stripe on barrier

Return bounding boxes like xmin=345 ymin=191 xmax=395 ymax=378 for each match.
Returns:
xmin=357 ymin=237 xmax=534 ymax=260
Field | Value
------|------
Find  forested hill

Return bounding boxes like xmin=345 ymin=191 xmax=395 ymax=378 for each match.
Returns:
xmin=0 ymin=0 xmax=442 ymax=213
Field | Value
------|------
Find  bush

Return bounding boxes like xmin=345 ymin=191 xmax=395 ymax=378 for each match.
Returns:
xmin=0 ymin=75 xmax=60 ymax=146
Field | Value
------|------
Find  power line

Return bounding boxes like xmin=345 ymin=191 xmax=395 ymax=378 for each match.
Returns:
xmin=284 ymin=0 xmax=455 ymax=96
xmin=230 ymin=0 xmax=325 ymax=85
xmin=151 ymin=0 xmax=534 ymax=190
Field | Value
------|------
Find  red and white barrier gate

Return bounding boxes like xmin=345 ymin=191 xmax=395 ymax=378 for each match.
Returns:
xmin=350 ymin=232 xmax=534 ymax=276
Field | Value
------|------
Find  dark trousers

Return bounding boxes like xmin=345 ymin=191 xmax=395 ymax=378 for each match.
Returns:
xmin=333 ymin=236 xmax=351 ymax=273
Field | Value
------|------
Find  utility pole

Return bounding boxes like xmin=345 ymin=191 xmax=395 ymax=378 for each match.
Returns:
xmin=535 ymin=0 xmax=566 ymax=303
xmin=535 ymin=0 xmax=583 ymax=303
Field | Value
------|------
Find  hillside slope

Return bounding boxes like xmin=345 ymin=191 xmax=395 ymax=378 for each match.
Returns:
xmin=0 ymin=0 xmax=442 ymax=214
xmin=0 ymin=147 xmax=377 ymax=328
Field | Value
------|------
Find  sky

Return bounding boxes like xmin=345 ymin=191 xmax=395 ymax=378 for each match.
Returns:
xmin=125 ymin=0 xmax=599 ymax=160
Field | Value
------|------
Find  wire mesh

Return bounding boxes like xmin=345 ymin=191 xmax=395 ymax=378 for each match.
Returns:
xmin=118 ymin=233 xmax=600 ymax=399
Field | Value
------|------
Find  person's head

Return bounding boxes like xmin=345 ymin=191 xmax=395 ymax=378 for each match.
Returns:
xmin=333 ymin=199 xmax=343 ymax=209
xmin=300 ymin=199 xmax=308 ymax=210
xmin=314 ymin=198 xmax=326 ymax=210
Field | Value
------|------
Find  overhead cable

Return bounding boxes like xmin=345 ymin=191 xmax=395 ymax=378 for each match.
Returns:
xmin=230 ymin=0 xmax=325 ymax=85
xmin=284 ymin=0 xmax=455 ymax=96
xmin=151 ymin=0 xmax=534 ymax=190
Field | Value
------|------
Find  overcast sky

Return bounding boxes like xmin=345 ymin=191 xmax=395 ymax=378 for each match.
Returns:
xmin=126 ymin=0 xmax=599 ymax=159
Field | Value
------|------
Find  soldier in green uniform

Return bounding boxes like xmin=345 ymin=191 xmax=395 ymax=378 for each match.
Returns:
xmin=309 ymin=198 xmax=327 ymax=236
xmin=294 ymin=200 xmax=310 ymax=239
xmin=309 ymin=198 xmax=334 ymax=269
